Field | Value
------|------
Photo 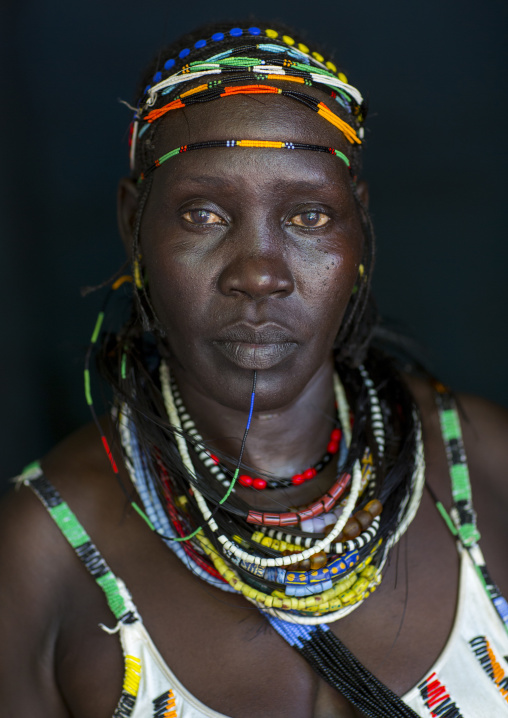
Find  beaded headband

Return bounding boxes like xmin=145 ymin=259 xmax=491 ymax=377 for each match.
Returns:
xmin=129 ymin=26 xmax=366 ymax=174
xmin=137 ymin=139 xmax=351 ymax=183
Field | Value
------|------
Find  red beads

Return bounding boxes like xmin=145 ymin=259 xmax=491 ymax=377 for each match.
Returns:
xmin=331 ymin=428 xmax=342 ymax=443
xmin=252 ymin=478 xmax=267 ymax=490
xmin=327 ymin=427 xmax=342 ymax=454
xmin=233 ymin=425 xmax=343 ymax=491
xmin=237 ymin=476 xmax=269 ymax=490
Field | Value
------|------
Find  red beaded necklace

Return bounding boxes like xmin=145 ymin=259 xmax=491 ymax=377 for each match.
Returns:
xmin=171 ymin=375 xmax=345 ymax=491
xmin=235 ymin=426 xmax=342 ymax=490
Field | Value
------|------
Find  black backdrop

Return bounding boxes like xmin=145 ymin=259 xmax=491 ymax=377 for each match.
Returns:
xmin=1 ymin=0 xmax=506 ymax=493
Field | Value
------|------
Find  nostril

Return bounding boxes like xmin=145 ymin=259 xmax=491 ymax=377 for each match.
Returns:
xmin=218 ymin=254 xmax=294 ymax=300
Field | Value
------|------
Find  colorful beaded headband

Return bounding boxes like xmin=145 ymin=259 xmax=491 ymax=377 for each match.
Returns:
xmin=137 ymin=139 xmax=351 ymax=183
xmin=143 ymin=84 xmax=360 ymax=144
xmin=129 ymin=26 xmax=366 ymax=172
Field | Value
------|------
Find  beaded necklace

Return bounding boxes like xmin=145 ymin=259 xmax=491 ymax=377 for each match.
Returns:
xmin=169 ymin=373 xmax=347 ymax=491
xmin=116 ymin=357 xmax=424 ymax=628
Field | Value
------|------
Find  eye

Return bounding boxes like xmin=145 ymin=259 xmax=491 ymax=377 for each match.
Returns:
xmin=287 ymin=211 xmax=330 ymax=228
xmin=182 ymin=209 xmax=225 ymax=225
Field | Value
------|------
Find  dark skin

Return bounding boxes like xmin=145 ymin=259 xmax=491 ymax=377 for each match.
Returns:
xmin=1 ymin=88 xmax=507 ymax=717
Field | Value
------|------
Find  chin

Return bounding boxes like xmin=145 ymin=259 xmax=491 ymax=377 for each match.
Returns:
xmin=173 ymin=345 xmax=333 ymax=414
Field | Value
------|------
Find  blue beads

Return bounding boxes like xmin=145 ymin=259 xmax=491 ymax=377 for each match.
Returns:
xmin=194 ymin=39 xmax=207 ymax=49
xmin=230 ymin=27 xmax=242 ymax=37
xmin=164 ymin=58 xmax=175 ymax=70
xmin=153 ymin=71 xmax=162 ymax=82
xmin=179 ymin=48 xmax=190 ymax=59
xmin=211 ymin=32 xmax=224 ymax=41
xmin=248 ymin=26 xmax=261 ymax=35
xmin=143 ymin=84 xmax=151 ymax=96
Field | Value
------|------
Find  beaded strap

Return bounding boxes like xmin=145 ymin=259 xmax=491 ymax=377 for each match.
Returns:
xmin=21 ymin=462 xmax=137 ymax=624
xmin=434 ymin=385 xmax=480 ymax=547
xmin=433 ymin=385 xmax=508 ymax=633
xmin=263 ymin=616 xmax=419 ymax=717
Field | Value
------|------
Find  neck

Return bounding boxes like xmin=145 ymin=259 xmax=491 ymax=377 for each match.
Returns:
xmin=170 ymin=357 xmax=338 ymax=486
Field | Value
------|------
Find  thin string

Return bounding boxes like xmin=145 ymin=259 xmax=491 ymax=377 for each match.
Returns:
xmin=158 ymin=369 xmax=257 ymax=542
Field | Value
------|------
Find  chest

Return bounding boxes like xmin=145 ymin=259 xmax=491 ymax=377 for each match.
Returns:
xmin=55 ymin=487 xmax=459 ymax=718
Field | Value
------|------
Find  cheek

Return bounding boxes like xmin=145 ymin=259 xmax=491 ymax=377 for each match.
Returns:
xmin=302 ymin=231 xmax=363 ymax=329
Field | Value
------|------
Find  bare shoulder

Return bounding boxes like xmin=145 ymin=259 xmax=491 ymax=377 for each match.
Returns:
xmin=0 ymin=419 xmax=113 ymax=625
xmin=0 ymin=421 xmax=125 ymax=714
xmin=404 ymin=372 xmax=508 ymax=592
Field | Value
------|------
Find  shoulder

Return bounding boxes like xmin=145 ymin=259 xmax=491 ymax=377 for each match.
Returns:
xmin=0 ymin=419 xmax=122 ymax=607
xmin=0 ymin=421 xmax=131 ymax=711
xmin=404 ymin=373 xmax=508 ymax=592
xmin=0 ymin=422 xmax=124 ymax=633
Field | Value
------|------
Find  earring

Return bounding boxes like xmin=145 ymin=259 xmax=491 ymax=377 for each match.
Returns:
xmin=133 ymin=254 xmax=144 ymax=289
xmin=351 ymin=264 xmax=365 ymax=295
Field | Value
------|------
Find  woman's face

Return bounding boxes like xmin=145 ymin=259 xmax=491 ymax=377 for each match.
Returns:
xmin=130 ymin=92 xmax=365 ymax=412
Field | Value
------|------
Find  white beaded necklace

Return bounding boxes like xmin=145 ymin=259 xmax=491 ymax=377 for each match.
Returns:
xmin=160 ymin=361 xmax=365 ymax=568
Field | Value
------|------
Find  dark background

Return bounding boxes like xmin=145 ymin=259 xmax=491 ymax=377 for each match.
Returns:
xmin=1 ymin=0 xmax=506 ymax=494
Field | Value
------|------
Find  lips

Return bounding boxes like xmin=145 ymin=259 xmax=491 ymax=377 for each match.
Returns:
xmin=212 ymin=323 xmax=298 ymax=370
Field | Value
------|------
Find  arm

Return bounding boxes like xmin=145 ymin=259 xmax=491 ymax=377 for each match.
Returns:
xmin=0 ymin=483 xmax=71 ymax=716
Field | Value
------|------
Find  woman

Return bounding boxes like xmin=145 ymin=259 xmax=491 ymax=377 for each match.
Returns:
xmin=1 ymin=20 xmax=507 ymax=718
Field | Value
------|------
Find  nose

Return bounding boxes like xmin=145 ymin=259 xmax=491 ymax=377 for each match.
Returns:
xmin=217 ymin=228 xmax=295 ymax=301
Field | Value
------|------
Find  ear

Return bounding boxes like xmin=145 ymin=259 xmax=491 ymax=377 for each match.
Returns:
xmin=355 ymin=180 xmax=369 ymax=209
xmin=117 ymin=177 xmax=139 ymax=258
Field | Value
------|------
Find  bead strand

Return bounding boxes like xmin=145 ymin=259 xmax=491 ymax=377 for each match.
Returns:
xmin=170 ymin=373 xmax=346 ymax=491
xmin=138 ymin=139 xmax=351 ymax=183
xmin=358 ymin=365 xmax=385 ymax=458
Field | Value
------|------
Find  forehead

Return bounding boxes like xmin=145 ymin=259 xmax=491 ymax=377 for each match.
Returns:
xmin=151 ymin=86 xmax=353 ymax=157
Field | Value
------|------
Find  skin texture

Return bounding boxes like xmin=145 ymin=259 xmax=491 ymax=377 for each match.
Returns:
xmin=0 ymin=87 xmax=507 ymax=718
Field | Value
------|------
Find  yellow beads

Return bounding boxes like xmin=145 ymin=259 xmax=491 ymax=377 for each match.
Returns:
xmin=123 ymin=655 xmax=142 ymax=696
xmin=199 ymin=529 xmax=381 ymax=618
xmin=251 ymin=531 xmax=300 ymax=554
xmin=260 ymin=30 xmax=351 ymax=87
xmin=175 ymin=494 xmax=188 ymax=509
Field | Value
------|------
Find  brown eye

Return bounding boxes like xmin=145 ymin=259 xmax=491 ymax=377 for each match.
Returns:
xmin=289 ymin=211 xmax=329 ymax=228
xmin=182 ymin=209 xmax=223 ymax=225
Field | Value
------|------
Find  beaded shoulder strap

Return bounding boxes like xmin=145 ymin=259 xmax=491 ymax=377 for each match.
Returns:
xmin=20 ymin=462 xmax=137 ymax=625
xmin=433 ymin=385 xmax=508 ymax=633
xmin=434 ymin=384 xmax=480 ymax=547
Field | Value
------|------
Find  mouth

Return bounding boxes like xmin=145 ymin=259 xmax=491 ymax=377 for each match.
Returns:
xmin=212 ymin=324 xmax=298 ymax=370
